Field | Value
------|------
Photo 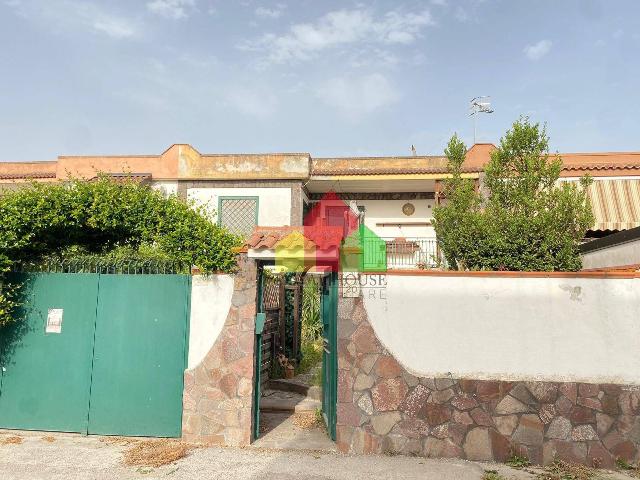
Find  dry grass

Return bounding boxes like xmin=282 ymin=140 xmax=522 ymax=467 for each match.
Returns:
xmin=100 ymin=436 xmax=140 ymax=446
xmin=292 ymin=412 xmax=322 ymax=430
xmin=536 ymin=460 xmax=599 ymax=480
xmin=0 ymin=436 xmax=23 ymax=445
xmin=122 ymin=439 xmax=195 ymax=468
xmin=41 ymin=436 xmax=56 ymax=443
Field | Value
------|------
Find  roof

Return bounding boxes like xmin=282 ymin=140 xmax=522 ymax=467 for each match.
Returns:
xmin=580 ymin=225 xmax=640 ymax=253
xmin=246 ymin=227 xmax=301 ymax=249
xmin=1 ymin=143 xmax=639 ymax=182
xmin=0 ymin=160 xmax=57 ymax=180
xmin=0 ymin=171 xmax=56 ymax=180
xmin=246 ymin=226 xmax=343 ymax=250
xmin=311 ymin=155 xmax=475 ymax=176
xmin=561 ymin=152 xmax=640 ymax=174
xmin=310 ymin=145 xmax=640 ymax=177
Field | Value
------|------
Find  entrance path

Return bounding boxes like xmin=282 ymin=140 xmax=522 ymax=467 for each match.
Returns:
xmin=1 ymin=430 xmax=632 ymax=480
xmin=252 ymin=412 xmax=337 ymax=451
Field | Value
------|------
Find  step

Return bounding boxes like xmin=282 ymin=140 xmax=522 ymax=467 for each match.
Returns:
xmin=267 ymin=379 xmax=322 ymax=401
xmin=260 ymin=389 xmax=321 ymax=413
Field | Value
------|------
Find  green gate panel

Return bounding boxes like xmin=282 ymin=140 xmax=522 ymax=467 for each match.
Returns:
xmin=321 ymin=273 xmax=338 ymax=441
xmin=0 ymin=273 xmax=99 ymax=433
xmin=87 ymin=275 xmax=190 ymax=437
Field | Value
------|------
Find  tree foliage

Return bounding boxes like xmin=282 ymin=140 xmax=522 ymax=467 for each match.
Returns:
xmin=433 ymin=118 xmax=594 ymax=271
xmin=0 ymin=177 xmax=241 ymax=325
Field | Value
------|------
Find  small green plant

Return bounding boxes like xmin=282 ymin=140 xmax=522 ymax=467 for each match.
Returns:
xmin=295 ymin=276 xmax=323 ymax=376
xmin=301 ymin=277 xmax=322 ymax=343
xmin=295 ymin=338 xmax=323 ymax=376
xmin=483 ymin=470 xmax=506 ymax=480
xmin=506 ymin=452 xmax=531 ymax=469
xmin=617 ymin=457 xmax=636 ymax=470
xmin=616 ymin=457 xmax=640 ymax=478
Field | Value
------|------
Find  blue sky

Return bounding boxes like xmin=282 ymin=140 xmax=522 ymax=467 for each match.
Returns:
xmin=1 ymin=0 xmax=638 ymax=161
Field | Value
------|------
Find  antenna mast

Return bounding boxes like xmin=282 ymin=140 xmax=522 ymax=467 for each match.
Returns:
xmin=469 ymin=96 xmax=494 ymax=144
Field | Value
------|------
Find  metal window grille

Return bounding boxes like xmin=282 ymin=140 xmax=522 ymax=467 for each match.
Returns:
xmin=219 ymin=197 xmax=258 ymax=237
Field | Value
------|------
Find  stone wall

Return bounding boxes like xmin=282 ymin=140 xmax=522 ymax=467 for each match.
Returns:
xmin=182 ymin=255 xmax=257 ymax=445
xmin=337 ymin=296 xmax=640 ymax=467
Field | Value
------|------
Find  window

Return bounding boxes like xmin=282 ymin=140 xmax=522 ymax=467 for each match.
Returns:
xmin=218 ymin=196 xmax=259 ymax=237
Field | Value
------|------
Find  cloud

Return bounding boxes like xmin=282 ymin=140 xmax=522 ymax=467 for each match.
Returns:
xmin=146 ymin=0 xmax=196 ymax=20
xmin=524 ymin=39 xmax=552 ymax=61
xmin=255 ymin=5 xmax=285 ymax=19
xmin=4 ymin=0 xmax=138 ymax=39
xmin=241 ymin=8 xmax=433 ymax=65
xmin=316 ymin=73 xmax=400 ymax=118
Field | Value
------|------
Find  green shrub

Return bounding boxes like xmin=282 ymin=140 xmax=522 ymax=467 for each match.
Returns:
xmin=0 ymin=176 xmax=241 ymax=325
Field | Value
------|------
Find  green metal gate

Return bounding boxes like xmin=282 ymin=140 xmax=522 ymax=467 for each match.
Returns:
xmin=0 ymin=273 xmax=99 ymax=433
xmin=321 ymin=272 xmax=338 ymax=440
xmin=0 ymin=272 xmax=190 ymax=437
xmin=252 ymin=267 xmax=266 ymax=441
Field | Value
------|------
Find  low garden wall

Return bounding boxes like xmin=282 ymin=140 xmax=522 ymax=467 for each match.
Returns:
xmin=337 ymin=271 xmax=640 ymax=466
xmin=182 ymin=255 xmax=257 ymax=446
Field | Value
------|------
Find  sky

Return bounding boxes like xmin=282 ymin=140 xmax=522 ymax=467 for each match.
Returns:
xmin=0 ymin=0 xmax=639 ymax=161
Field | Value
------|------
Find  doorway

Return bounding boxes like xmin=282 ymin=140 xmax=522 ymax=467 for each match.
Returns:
xmin=252 ymin=266 xmax=337 ymax=450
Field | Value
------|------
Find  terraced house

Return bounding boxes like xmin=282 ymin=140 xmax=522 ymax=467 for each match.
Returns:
xmin=1 ymin=142 xmax=639 ymax=269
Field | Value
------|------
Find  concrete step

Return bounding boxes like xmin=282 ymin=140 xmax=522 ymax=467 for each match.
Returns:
xmin=260 ymin=389 xmax=321 ymax=413
xmin=267 ymin=379 xmax=322 ymax=401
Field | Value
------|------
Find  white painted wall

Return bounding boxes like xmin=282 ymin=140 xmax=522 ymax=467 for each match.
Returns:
xmin=188 ymin=275 xmax=234 ymax=369
xmin=356 ymin=199 xmax=436 ymax=238
xmin=582 ymin=238 xmax=640 ymax=269
xmin=151 ymin=181 xmax=179 ymax=197
xmin=187 ymin=187 xmax=292 ymax=226
xmin=363 ymin=274 xmax=640 ymax=384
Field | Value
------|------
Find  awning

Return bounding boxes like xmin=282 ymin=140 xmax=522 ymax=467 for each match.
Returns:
xmin=586 ymin=179 xmax=640 ymax=231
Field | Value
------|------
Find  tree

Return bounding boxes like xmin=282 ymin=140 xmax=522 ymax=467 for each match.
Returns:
xmin=433 ymin=118 xmax=593 ymax=271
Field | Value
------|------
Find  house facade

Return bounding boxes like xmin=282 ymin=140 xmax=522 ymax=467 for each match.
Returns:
xmin=1 ymin=143 xmax=639 ymax=269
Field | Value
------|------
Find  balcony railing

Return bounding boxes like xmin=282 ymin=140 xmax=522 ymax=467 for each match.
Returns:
xmin=361 ymin=237 xmax=445 ymax=270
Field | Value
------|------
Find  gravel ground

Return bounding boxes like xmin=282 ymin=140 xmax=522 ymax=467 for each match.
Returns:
xmin=0 ymin=431 xmax=631 ymax=480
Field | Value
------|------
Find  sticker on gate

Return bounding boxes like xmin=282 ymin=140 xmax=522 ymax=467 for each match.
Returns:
xmin=46 ymin=308 xmax=64 ymax=334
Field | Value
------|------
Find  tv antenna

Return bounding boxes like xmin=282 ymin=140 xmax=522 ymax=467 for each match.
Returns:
xmin=469 ymin=96 xmax=494 ymax=144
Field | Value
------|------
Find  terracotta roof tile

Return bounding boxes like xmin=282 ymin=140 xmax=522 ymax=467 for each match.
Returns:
xmin=245 ymin=227 xmax=300 ymax=249
xmin=245 ymin=226 xmax=343 ymax=250
xmin=0 ymin=172 xmax=56 ymax=180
